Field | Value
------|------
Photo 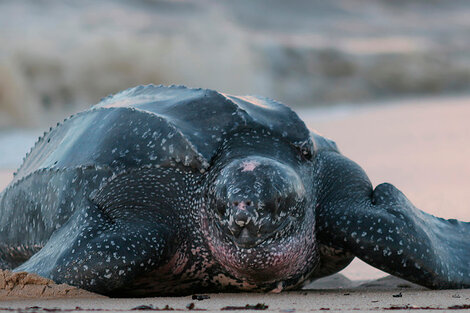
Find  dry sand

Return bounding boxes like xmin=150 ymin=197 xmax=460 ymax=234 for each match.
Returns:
xmin=1 ymin=96 xmax=470 ymax=310
xmin=0 ymin=270 xmax=101 ymax=301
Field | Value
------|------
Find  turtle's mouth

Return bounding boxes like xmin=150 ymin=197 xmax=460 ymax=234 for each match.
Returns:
xmin=215 ymin=216 xmax=295 ymax=249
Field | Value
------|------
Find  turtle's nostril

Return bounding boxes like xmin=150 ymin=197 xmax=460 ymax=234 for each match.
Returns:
xmin=233 ymin=201 xmax=239 ymax=206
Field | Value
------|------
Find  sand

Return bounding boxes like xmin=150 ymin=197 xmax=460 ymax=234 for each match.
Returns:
xmin=1 ymin=287 xmax=470 ymax=312
xmin=1 ymin=96 xmax=470 ymax=310
xmin=0 ymin=270 xmax=102 ymax=300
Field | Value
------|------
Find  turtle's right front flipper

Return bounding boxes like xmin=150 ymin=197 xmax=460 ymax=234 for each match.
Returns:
xmin=15 ymin=199 xmax=176 ymax=295
xmin=14 ymin=167 xmax=187 ymax=295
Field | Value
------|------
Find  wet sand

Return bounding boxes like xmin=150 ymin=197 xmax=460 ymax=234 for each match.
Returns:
xmin=1 ymin=96 xmax=470 ymax=309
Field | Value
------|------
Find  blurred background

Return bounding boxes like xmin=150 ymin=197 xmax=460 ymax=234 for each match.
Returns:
xmin=1 ymin=0 xmax=470 ymax=282
xmin=1 ymin=0 xmax=470 ymax=128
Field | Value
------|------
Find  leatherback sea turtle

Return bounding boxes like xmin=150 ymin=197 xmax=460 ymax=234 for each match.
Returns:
xmin=0 ymin=85 xmax=469 ymax=296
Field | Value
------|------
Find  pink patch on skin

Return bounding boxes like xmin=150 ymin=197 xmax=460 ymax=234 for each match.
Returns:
xmin=240 ymin=160 xmax=260 ymax=172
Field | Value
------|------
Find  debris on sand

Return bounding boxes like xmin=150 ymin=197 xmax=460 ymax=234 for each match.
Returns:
xmin=221 ymin=303 xmax=268 ymax=310
xmin=192 ymin=295 xmax=210 ymax=301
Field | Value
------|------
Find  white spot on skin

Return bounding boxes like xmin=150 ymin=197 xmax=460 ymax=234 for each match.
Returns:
xmin=236 ymin=220 xmax=245 ymax=227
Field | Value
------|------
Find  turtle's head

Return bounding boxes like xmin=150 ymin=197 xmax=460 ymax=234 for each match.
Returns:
xmin=211 ymin=157 xmax=306 ymax=248
xmin=203 ymin=156 xmax=318 ymax=288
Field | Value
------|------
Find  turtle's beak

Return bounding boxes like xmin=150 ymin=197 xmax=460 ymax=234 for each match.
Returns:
xmin=227 ymin=201 xmax=260 ymax=248
xmin=225 ymin=200 xmax=291 ymax=249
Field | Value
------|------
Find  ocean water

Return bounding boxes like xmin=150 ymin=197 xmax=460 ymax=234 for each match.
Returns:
xmin=2 ymin=0 xmax=470 ymax=129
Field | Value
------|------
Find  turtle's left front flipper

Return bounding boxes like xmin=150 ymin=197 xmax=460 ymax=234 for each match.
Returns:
xmin=316 ymin=153 xmax=470 ymax=289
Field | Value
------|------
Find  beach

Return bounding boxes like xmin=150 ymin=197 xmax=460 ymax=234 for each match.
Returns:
xmin=2 ymin=288 xmax=470 ymax=312
xmin=0 ymin=96 xmax=469 ymax=310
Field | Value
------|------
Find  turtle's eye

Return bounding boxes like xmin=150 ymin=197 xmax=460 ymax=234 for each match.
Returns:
xmin=301 ymin=147 xmax=312 ymax=160
xmin=295 ymin=139 xmax=314 ymax=161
